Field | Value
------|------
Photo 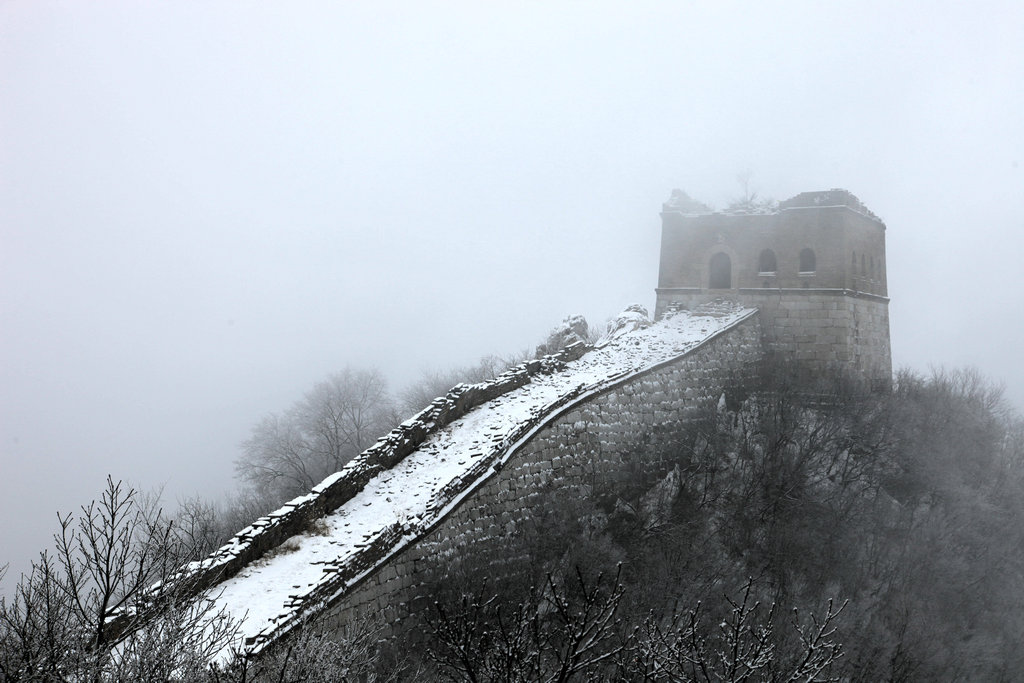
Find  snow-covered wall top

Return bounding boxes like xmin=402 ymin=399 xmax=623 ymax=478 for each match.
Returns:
xmin=661 ymin=188 xmax=881 ymax=222
xmin=152 ymin=303 xmax=757 ymax=661
xmin=778 ymin=189 xmax=882 ymax=222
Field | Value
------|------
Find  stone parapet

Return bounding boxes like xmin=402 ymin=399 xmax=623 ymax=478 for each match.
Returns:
xmin=104 ymin=340 xmax=591 ymax=643
xmin=314 ymin=311 xmax=763 ymax=641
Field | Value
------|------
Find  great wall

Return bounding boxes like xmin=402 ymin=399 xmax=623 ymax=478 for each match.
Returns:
xmin=167 ymin=302 xmax=762 ymax=660
xmin=129 ymin=188 xmax=892 ymax=662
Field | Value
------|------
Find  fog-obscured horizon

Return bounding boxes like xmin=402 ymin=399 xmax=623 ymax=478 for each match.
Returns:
xmin=2 ymin=1 xmax=1022 ymax=587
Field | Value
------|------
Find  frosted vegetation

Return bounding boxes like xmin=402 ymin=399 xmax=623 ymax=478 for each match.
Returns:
xmin=3 ymin=310 xmax=1024 ymax=680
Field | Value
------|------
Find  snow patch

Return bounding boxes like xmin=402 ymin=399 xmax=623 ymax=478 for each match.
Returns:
xmin=199 ymin=301 xmax=756 ymax=662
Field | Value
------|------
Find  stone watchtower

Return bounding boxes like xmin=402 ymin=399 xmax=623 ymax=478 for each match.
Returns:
xmin=654 ymin=189 xmax=892 ymax=387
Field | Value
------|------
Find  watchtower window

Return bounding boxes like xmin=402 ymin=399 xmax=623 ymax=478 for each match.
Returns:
xmin=709 ymin=252 xmax=731 ymax=289
xmin=758 ymin=249 xmax=777 ymax=274
xmin=799 ymin=248 xmax=816 ymax=273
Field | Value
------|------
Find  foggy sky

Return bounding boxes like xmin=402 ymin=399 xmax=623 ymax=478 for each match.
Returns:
xmin=2 ymin=1 xmax=1022 ymax=588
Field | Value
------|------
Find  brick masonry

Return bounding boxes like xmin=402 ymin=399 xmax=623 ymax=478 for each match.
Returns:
xmin=654 ymin=290 xmax=891 ymax=386
xmin=654 ymin=189 xmax=892 ymax=387
xmin=315 ymin=312 xmax=763 ymax=638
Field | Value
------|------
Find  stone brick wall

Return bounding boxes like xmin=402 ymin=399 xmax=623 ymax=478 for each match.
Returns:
xmin=105 ymin=341 xmax=591 ymax=644
xmin=654 ymin=190 xmax=891 ymax=387
xmin=656 ymin=202 xmax=887 ymax=295
xmin=749 ymin=291 xmax=891 ymax=385
xmin=314 ymin=313 xmax=763 ymax=638
xmin=654 ymin=290 xmax=891 ymax=387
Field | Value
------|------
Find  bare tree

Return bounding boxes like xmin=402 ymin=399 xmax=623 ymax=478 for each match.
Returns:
xmin=216 ymin=488 xmax=277 ymax=544
xmin=208 ymin=613 xmax=419 ymax=683
xmin=622 ymin=580 xmax=845 ymax=682
xmin=54 ymin=476 xmax=168 ymax=654
xmin=236 ymin=367 xmax=395 ymax=504
xmin=399 ymin=352 xmax=529 ymax=416
xmin=106 ymin=595 xmax=239 ymax=682
xmin=426 ymin=569 xmax=845 ymax=683
xmin=171 ymin=495 xmax=228 ymax=560
xmin=0 ymin=552 xmax=73 ymax=681
xmin=238 ymin=412 xmax=317 ymax=499
xmin=0 ymin=477 xmax=239 ymax=682
xmin=298 ymin=368 xmax=392 ymax=472
xmin=427 ymin=566 xmax=627 ymax=682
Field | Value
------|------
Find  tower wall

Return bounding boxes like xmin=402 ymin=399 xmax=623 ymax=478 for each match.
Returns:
xmin=655 ymin=189 xmax=891 ymax=387
xmin=654 ymin=289 xmax=890 ymax=386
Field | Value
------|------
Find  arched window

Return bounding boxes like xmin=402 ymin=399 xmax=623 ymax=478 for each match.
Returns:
xmin=851 ymin=252 xmax=857 ymax=269
xmin=709 ymin=252 xmax=731 ymax=289
xmin=799 ymin=248 xmax=816 ymax=273
xmin=758 ymin=249 xmax=777 ymax=274
xmin=870 ymin=255 xmax=875 ymax=278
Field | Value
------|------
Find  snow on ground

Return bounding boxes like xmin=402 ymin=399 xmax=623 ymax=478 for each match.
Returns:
xmin=206 ymin=303 xmax=755 ymax=659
